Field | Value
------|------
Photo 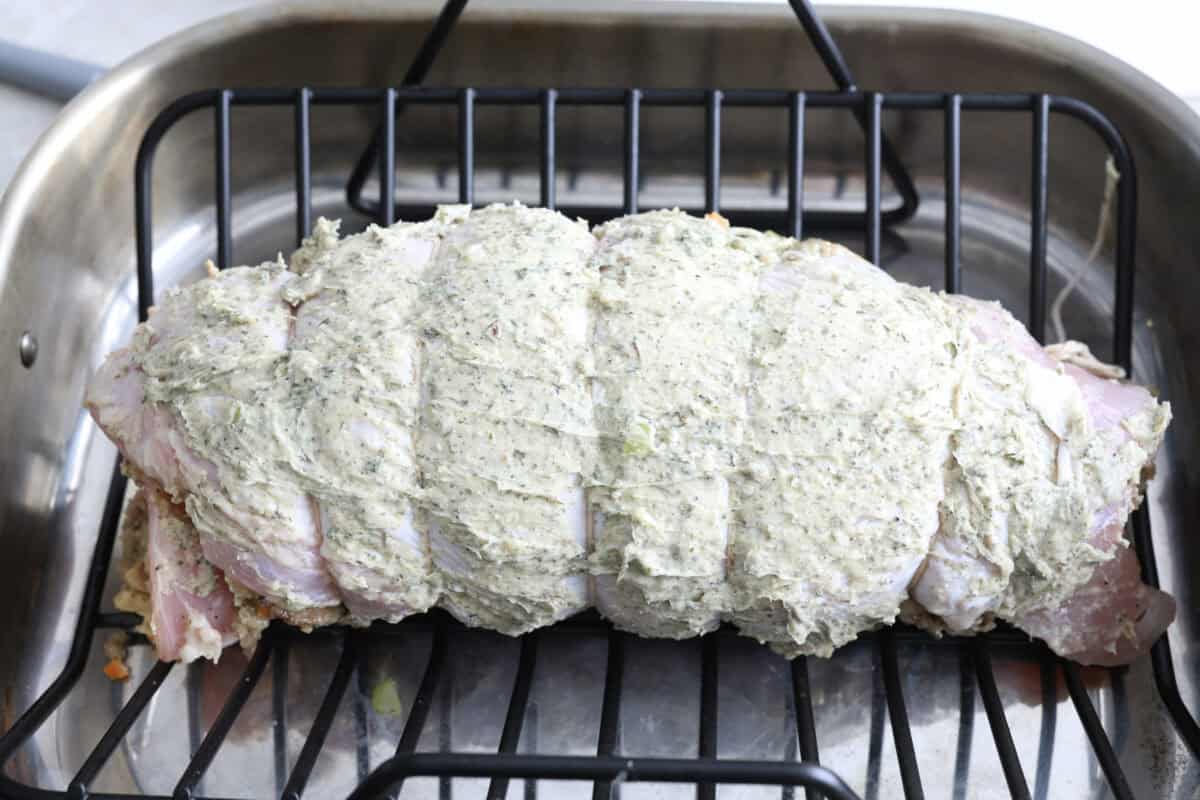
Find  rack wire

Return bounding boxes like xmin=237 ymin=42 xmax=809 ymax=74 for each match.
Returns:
xmin=2 ymin=3 xmax=1199 ymax=799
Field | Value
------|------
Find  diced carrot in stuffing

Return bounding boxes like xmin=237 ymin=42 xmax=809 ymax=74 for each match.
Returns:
xmin=704 ymin=211 xmax=729 ymax=228
xmin=257 ymin=604 xmax=272 ymax=619
xmin=103 ymin=658 xmax=130 ymax=682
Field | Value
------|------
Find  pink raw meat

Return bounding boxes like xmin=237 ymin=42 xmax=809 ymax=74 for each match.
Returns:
xmin=87 ymin=263 xmax=342 ymax=613
xmin=910 ymin=297 xmax=1173 ymax=664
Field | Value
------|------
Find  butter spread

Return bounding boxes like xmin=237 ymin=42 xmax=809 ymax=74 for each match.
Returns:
xmin=730 ymin=238 xmax=960 ymax=657
xmin=590 ymin=210 xmax=759 ymax=638
xmin=416 ymin=204 xmax=598 ymax=633
xmin=132 ymin=259 xmax=339 ymax=611
xmin=282 ymin=209 xmax=465 ymax=622
xmin=97 ymin=203 xmax=1172 ymax=660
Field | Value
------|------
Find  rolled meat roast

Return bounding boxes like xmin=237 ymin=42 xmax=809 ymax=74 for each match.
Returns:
xmin=88 ymin=204 xmax=1173 ymax=666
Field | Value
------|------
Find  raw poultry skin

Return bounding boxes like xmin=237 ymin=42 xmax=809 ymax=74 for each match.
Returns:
xmin=590 ymin=211 xmax=760 ymax=638
xmin=417 ymin=205 xmax=596 ymax=632
xmin=113 ymin=487 xmax=239 ymax=662
xmin=91 ymin=259 xmax=342 ymax=625
xmin=283 ymin=209 xmax=454 ymax=622
xmin=87 ymin=204 xmax=1173 ymax=665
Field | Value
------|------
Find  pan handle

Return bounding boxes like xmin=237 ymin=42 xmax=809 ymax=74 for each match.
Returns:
xmin=0 ymin=39 xmax=103 ymax=102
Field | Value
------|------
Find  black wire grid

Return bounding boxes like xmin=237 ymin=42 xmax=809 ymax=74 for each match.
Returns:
xmin=2 ymin=2 xmax=1199 ymax=799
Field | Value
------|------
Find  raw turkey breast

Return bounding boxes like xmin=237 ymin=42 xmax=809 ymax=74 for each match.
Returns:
xmin=87 ymin=204 xmax=1172 ymax=665
xmin=112 ymin=487 xmax=239 ymax=662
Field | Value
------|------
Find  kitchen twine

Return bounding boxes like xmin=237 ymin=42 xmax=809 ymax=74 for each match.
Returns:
xmin=1050 ymin=155 xmax=1120 ymax=344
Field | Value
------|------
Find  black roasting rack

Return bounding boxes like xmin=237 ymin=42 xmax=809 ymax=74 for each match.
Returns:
xmin=2 ymin=1 xmax=1199 ymax=798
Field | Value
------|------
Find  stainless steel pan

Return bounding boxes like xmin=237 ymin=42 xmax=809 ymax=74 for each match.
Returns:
xmin=2 ymin=3 xmax=1199 ymax=797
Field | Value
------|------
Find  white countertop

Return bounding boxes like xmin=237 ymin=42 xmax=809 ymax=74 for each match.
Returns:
xmin=826 ymin=0 xmax=1200 ymax=108
xmin=1 ymin=0 xmax=1197 ymax=192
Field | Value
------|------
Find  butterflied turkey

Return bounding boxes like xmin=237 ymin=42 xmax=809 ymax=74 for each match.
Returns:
xmin=88 ymin=204 xmax=1173 ymax=666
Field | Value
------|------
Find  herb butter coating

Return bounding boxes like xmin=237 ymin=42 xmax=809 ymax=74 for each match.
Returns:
xmin=130 ymin=260 xmax=340 ymax=612
xmin=86 ymin=203 xmax=1174 ymax=665
xmin=417 ymin=204 xmax=599 ymax=633
xmin=729 ymin=238 xmax=960 ymax=657
xmin=590 ymin=210 xmax=759 ymax=638
xmin=283 ymin=208 xmax=467 ymax=622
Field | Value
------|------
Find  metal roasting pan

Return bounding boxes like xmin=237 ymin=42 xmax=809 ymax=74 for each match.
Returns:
xmin=2 ymin=2 xmax=1200 ymax=797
